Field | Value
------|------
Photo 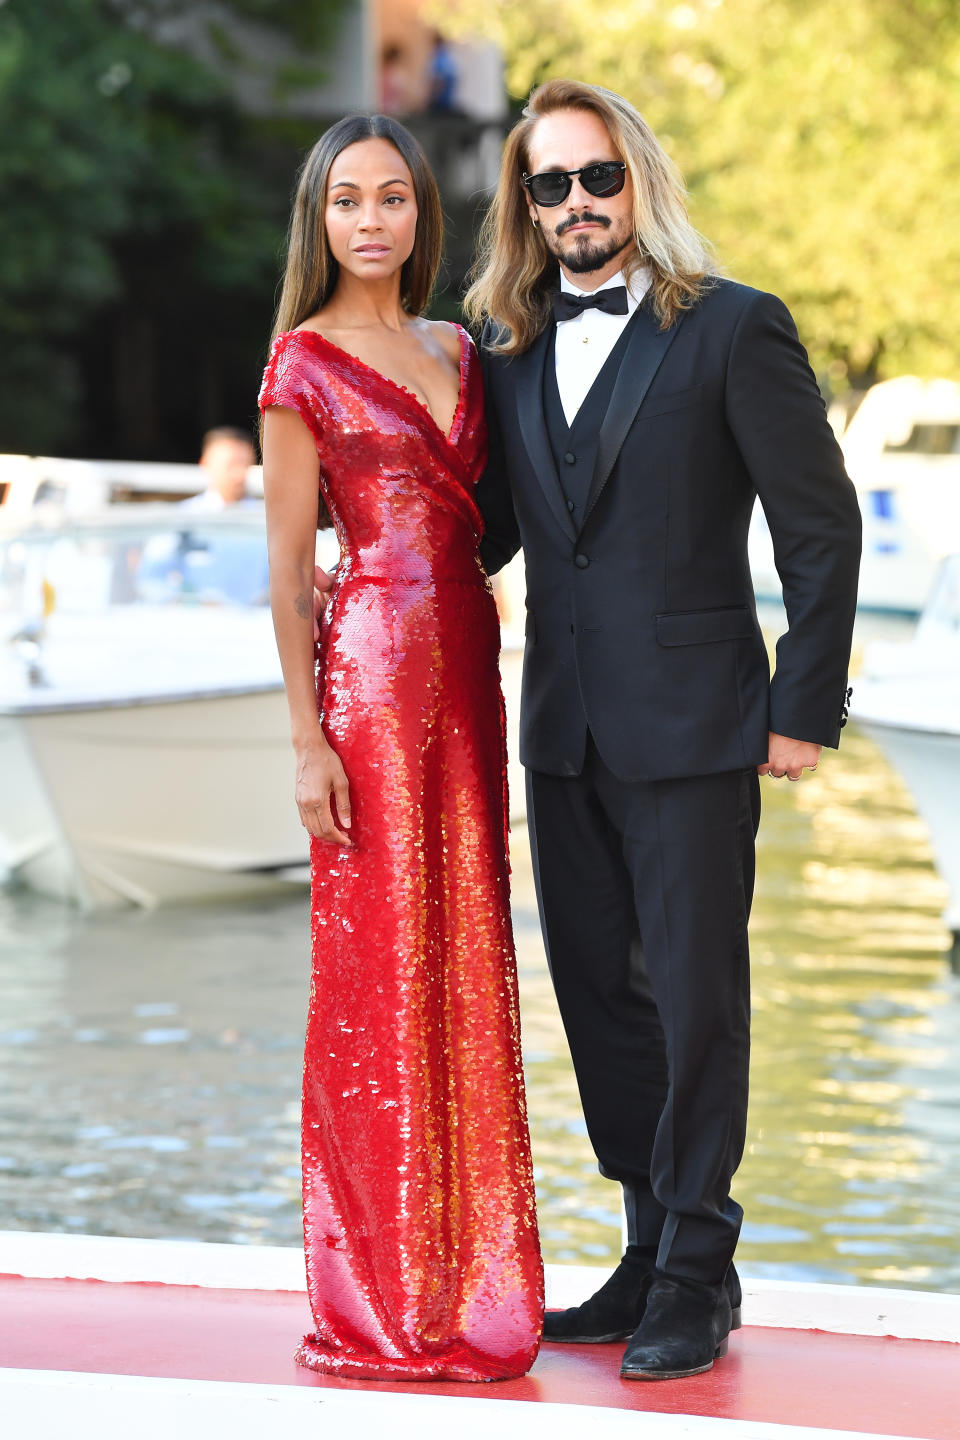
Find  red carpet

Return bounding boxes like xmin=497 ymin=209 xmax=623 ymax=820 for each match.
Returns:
xmin=2 ymin=1276 xmax=957 ymax=1439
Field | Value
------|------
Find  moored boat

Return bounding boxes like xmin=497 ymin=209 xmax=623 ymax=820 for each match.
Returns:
xmin=750 ymin=376 xmax=960 ymax=614
xmin=0 ymin=507 xmax=310 ymax=907
xmin=854 ymin=555 xmax=960 ymax=971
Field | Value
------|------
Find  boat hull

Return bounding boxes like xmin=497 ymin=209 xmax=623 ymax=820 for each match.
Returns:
xmin=8 ymin=689 xmax=308 ymax=908
xmin=856 ymin=720 xmax=960 ymax=962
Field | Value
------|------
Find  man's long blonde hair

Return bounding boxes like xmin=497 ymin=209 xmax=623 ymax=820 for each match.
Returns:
xmin=464 ymin=79 xmax=717 ymax=354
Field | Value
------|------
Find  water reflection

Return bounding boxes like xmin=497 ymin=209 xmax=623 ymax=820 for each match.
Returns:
xmin=0 ymin=723 xmax=958 ymax=1290
xmin=510 ymin=717 xmax=960 ymax=1290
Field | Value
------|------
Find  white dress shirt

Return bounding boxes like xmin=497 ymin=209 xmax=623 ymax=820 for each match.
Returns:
xmin=554 ymin=266 xmax=651 ymax=426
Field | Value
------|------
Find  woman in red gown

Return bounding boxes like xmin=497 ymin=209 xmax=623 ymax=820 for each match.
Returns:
xmin=259 ymin=115 xmax=542 ymax=1381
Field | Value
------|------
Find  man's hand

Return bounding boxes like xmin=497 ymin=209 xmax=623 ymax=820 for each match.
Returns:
xmin=758 ymin=733 xmax=821 ymax=781
xmin=313 ymin=565 xmax=336 ymax=642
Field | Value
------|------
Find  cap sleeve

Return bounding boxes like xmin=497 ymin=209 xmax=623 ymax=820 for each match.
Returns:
xmin=258 ymin=331 xmax=310 ymax=417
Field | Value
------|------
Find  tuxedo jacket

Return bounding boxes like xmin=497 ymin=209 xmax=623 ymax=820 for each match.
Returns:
xmin=477 ymin=278 xmax=862 ymax=782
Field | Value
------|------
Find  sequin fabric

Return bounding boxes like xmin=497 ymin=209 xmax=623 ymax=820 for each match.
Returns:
xmin=259 ymin=327 xmax=543 ymax=1381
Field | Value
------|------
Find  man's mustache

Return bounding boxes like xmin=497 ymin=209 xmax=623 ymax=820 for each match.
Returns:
xmin=555 ymin=212 xmax=612 ymax=237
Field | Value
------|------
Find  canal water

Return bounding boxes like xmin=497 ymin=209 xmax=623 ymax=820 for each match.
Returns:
xmin=1 ymin=715 xmax=958 ymax=1292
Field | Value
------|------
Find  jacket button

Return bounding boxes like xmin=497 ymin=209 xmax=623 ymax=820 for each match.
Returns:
xmin=564 ymin=451 xmax=577 ymax=465
xmin=567 ymin=498 xmax=575 ymax=512
xmin=574 ymin=553 xmax=590 ymax=569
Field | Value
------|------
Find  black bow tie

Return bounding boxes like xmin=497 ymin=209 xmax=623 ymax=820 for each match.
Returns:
xmin=553 ymin=286 xmax=629 ymax=322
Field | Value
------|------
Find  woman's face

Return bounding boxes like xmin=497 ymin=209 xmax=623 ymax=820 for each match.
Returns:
xmin=325 ymin=138 xmax=418 ymax=284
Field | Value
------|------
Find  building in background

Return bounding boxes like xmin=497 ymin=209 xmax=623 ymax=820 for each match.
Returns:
xmin=140 ymin=0 xmax=505 ymax=123
xmin=155 ymin=0 xmax=510 ymax=249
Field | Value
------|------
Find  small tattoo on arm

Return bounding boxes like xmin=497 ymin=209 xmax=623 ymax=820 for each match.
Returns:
xmin=294 ymin=592 xmax=310 ymax=620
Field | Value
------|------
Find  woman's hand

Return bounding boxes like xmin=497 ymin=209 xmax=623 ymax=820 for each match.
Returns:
xmin=295 ymin=737 xmax=352 ymax=844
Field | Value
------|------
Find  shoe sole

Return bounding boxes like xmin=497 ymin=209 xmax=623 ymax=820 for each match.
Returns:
xmin=545 ymin=1306 xmax=741 ymax=1345
xmin=620 ymin=1337 xmax=729 ymax=1382
xmin=543 ymin=1329 xmax=634 ymax=1344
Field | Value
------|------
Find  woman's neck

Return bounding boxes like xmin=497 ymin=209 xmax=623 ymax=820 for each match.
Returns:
xmin=321 ymin=272 xmax=410 ymax=333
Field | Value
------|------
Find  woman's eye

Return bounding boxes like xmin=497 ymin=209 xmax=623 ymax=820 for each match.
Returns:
xmin=383 ymin=194 xmax=405 ymax=206
xmin=333 ymin=197 xmax=355 ymax=208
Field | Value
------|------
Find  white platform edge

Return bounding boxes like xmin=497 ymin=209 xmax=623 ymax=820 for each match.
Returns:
xmin=2 ymin=1230 xmax=959 ymax=1344
xmin=0 ymin=1368 xmax=942 ymax=1440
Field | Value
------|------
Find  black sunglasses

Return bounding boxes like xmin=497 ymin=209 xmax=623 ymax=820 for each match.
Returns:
xmin=522 ymin=161 xmax=627 ymax=208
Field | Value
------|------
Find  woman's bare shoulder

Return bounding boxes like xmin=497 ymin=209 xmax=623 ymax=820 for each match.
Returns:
xmin=418 ymin=317 xmax=464 ymax=363
xmin=289 ymin=317 xmax=328 ymax=340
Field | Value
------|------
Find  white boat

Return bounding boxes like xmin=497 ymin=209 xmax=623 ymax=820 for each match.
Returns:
xmin=0 ymin=453 xmax=212 ymax=512
xmin=0 ymin=506 xmax=311 ymax=908
xmin=0 ymin=452 xmax=270 ymax=512
xmin=854 ymin=554 xmax=960 ymax=969
xmin=750 ymin=376 xmax=960 ymax=613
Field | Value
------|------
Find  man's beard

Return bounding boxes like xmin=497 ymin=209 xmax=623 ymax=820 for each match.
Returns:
xmin=544 ymin=214 xmax=632 ymax=274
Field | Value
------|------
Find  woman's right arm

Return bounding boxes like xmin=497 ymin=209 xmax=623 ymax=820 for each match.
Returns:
xmin=262 ymin=405 xmax=352 ymax=845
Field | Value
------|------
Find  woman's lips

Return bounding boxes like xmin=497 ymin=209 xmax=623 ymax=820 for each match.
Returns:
xmin=353 ymin=245 xmax=390 ymax=256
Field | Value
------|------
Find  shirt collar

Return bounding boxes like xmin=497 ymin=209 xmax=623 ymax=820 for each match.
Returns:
xmin=558 ymin=264 xmax=650 ymax=315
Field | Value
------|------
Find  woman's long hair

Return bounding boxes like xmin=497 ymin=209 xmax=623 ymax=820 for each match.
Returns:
xmin=464 ymin=79 xmax=717 ymax=354
xmin=265 ymin=115 xmax=443 ymax=525
xmin=271 ymin=113 xmax=444 ymax=346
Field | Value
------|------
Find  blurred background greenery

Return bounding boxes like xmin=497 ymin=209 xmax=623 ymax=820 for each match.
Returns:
xmin=441 ymin=0 xmax=960 ymax=386
xmin=2 ymin=0 xmax=958 ymax=456
xmin=0 ymin=0 xmax=351 ymax=458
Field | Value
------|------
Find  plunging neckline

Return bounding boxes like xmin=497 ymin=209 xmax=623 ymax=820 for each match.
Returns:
xmin=293 ymin=324 xmax=470 ymax=448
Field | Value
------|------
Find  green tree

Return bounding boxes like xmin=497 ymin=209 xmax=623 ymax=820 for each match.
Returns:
xmin=441 ymin=0 xmax=960 ymax=386
xmin=0 ymin=0 xmax=345 ymax=454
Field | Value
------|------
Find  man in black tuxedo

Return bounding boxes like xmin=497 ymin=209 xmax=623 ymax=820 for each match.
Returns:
xmin=466 ymin=79 xmax=861 ymax=1380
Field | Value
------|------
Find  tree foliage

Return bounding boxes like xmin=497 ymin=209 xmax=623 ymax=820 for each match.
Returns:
xmin=441 ymin=0 xmax=960 ymax=385
xmin=0 ymin=0 xmax=345 ymax=453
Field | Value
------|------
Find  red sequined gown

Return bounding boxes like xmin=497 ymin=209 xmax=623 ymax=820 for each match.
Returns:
xmin=259 ymin=326 xmax=543 ymax=1381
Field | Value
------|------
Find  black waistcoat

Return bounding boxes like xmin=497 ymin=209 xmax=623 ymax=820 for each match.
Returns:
xmin=543 ymin=313 xmax=640 ymax=530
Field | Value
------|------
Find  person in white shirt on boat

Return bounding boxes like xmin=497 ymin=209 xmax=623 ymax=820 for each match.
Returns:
xmin=180 ymin=427 xmax=260 ymax=513
xmin=138 ymin=428 xmax=269 ymax=605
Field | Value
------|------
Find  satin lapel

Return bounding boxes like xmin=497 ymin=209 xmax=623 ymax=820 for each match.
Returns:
xmin=514 ymin=325 xmax=578 ymax=544
xmin=580 ymin=300 xmax=685 ymax=532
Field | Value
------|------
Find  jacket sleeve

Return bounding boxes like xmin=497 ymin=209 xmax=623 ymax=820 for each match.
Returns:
xmin=475 ymin=320 xmax=522 ymax=577
xmin=725 ymin=290 xmax=862 ymax=747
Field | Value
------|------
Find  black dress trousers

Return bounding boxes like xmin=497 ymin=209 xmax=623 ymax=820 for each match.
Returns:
xmin=526 ymin=734 xmax=761 ymax=1285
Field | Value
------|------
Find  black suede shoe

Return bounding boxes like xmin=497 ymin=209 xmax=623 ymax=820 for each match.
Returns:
xmin=543 ymin=1248 xmax=654 ymax=1343
xmin=620 ymin=1270 xmax=733 ymax=1380
xmin=545 ymin=1258 xmax=742 ymax=1343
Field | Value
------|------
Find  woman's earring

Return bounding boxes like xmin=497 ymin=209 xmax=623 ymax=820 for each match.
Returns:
xmin=532 ymin=216 xmax=539 ymax=228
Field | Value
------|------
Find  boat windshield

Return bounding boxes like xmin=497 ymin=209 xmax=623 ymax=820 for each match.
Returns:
xmin=883 ymin=422 xmax=960 ymax=456
xmin=0 ymin=508 xmax=272 ymax=625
